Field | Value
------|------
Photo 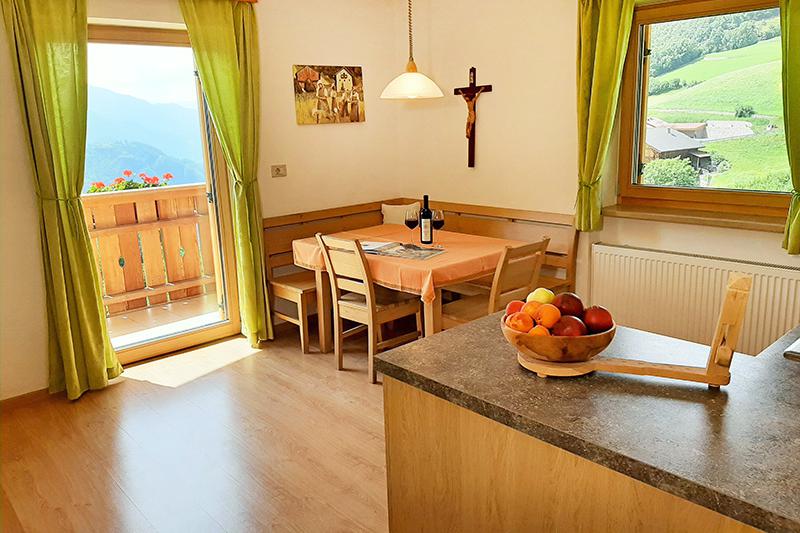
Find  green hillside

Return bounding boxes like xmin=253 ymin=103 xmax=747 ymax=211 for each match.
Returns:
xmin=651 ymin=37 xmax=780 ymax=84
xmin=705 ymin=134 xmax=791 ymax=190
xmin=649 ymin=60 xmax=784 ymax=117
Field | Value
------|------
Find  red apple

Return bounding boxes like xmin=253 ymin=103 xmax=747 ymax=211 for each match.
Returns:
xmin=583 ymin=305 xmax=613 ymax=333
xmin=550 ymin=315 xmax=588 ymax=337
xmin=552 ymin=292 xmax=585 ymax=318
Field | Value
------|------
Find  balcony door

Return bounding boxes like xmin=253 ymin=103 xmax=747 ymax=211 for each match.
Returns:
xmin=82 ymin=25 xmax=240 ymax=364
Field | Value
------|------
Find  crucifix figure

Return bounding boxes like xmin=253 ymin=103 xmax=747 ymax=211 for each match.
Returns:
xmin=454 ymin=67 xmax=492 ymax=167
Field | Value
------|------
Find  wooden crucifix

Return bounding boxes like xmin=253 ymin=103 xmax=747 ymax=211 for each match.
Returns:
xmin=454 ymin=67 xmax=492 ymax=167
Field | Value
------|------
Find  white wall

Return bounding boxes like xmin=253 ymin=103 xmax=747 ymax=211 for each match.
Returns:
xmin=394 ymin=0 xmax=579 ymax=216
xmin=258 ymin=0 xmax=409 ymax=216
xmin=0 ymin=25 xmax=49 ymax=400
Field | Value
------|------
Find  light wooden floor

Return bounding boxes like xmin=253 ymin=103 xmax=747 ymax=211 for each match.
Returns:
xmin=0 ymin=326 xmax=389 ymax=532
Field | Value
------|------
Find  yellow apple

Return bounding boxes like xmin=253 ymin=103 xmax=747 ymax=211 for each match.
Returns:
xmin=526 ymin=287 xmax=554 ymax=304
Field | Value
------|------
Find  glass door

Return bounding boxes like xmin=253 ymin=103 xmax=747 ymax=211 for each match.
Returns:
xmin=83 ymin=25 xmax=240 ymax=364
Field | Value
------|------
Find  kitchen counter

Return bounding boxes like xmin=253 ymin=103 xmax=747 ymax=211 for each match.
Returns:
xmin=376 ymin=314 xmax=800 ymax=532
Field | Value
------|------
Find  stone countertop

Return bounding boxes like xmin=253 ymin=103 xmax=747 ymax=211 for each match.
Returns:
xmin=375 ymin=314 xmax=800 ymax=532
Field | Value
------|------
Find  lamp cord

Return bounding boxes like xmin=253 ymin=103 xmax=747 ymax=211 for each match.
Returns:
xmin=407 ymin=0 xmax=414 ymax=62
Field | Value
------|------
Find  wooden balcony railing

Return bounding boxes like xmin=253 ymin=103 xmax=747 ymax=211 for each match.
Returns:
xmin=82 ymin=184 xmax=217 ymax=315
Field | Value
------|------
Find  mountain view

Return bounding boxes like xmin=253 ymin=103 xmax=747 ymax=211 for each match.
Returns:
xmin=642 ymin=8 xmax=791 ymax=192
xmin=84 ymin=86 xmax=205 ymax=190
xmin=84 ymin=42 xmax=205 ymax=193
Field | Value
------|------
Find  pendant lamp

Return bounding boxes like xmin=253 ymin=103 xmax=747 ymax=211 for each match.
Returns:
xmin=380 ymin=0 xmax=443 ymax=99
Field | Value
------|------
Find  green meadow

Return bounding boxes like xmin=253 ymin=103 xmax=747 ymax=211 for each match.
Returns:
xmin=649 ymin=60 xmax=784 ymax=117
xmin=651 ymin=37 xmax=781 ymax=85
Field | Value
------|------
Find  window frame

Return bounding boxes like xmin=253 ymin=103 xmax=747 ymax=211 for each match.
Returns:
xmin=616 ymin=0 xmax=791 ymax=218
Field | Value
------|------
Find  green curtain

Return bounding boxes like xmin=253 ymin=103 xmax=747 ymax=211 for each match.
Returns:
xmin=575 ymin=0 xmax=635 ymax=231
xmin=180 ymin=0 xmax=273 ymax=346
xmin=781 ymin=0 xmax=800 ymax=254
xmin=2 ymin=0 xmax=121 ymax=399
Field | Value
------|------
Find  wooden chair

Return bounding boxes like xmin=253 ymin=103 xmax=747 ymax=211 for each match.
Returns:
xmin=266 ymin=249 xmax=317 ymax=354
xmin=442 ymin=238 xmax=550 ymax=329
xmin=316 ymin=233 xmax=422 ymax=383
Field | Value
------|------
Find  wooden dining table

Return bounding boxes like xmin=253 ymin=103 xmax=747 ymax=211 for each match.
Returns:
xmin=292 ymin=224 xmax=526 ymax=352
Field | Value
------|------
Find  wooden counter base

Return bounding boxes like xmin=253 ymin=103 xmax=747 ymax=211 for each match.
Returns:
xmin=383 ymin=377 xmax=758 ymax=533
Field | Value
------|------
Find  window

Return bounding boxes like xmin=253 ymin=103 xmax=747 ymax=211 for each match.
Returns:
xmin=618 ymin=0 xmax=792 ymax=216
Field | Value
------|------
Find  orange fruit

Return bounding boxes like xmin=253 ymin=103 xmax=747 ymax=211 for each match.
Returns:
xmin=533 ymin=303 xmax=561 ymax=328
xmin=521 ymin=300 xmax=542 ymax=318
xmin=529 ymin=325 xmax=550 ymax=336
xmin=506 ymin=311 xmax=534 ymax=333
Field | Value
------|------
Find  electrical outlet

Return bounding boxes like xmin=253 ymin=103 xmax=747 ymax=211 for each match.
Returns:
xmin=271 ymin=164 xmax=288 ymax=178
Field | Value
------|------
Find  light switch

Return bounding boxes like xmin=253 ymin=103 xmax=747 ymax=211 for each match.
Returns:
xmin=271 ymin=164 xmax=288 ymax=178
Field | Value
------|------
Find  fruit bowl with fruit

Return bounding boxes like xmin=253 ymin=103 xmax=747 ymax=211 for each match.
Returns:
xmin=500 ymin=288 xmax=616 ymax=363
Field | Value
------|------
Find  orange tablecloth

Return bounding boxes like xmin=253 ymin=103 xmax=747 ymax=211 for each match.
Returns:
xmin=292 ymin=224 xmax=526 ymax=304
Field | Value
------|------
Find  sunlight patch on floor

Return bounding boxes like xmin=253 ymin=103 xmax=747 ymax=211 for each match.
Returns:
xmin=122 ymin=337 xmax=260 ymax=388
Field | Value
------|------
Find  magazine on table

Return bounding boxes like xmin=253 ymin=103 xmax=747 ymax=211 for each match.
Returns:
xmin=360 ymin=241 xmax=444 ymax=260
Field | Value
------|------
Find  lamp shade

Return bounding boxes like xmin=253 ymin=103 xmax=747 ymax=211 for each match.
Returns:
xmin=380 ymin=71 xmax=444 ymax=99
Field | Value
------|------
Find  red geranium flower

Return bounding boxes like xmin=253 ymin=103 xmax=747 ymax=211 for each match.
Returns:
xmin=92 ymin=181 xmax=105 ymax=188
xmin=163 ymin=172 xmax=173 ymax=180
xmin=123 ymin=170 xmax=132 ymax=177
xmin=139 ymin=173 xmax=147 ymax=178
xmin=114 ymin=177 xmax=125 ymax=185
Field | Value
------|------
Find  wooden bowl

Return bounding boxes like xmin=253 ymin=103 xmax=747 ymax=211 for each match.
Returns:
xmin=500 ymin=315 xmax=616 ymax=363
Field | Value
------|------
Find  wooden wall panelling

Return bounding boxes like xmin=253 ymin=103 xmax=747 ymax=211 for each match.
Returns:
xmin=263 ymin=199 xmax=579 ymax=292
xmin=134 ymin=199 xmax=168 ymax=305
xmin=157 ymin=198 xmax=187 ymax=301
xmin=264 ymin=211 xmax=383 ymax=255
xmin=175 ymin=196 xmax=202 ymax=297
xmin=113 ymin=202 xmax=147 ymax=309
xmin=82 ymin=205 xmax=103 ymax=292
xmin=91 ymin=204 xmax=127 ymax=314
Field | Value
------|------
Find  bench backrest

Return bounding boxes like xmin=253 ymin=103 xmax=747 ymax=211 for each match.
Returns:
xmin=263 ymin=198 xmax=578 ymax=291
xmin=262 ymin=200 xmax=403 ymax=279
xmin=417 ymin=199 xmax=578 ymax=292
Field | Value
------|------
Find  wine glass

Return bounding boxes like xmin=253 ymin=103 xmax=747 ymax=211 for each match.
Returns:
xmin=404 ymin=208 xmax=419 ymax=244
xmin=432 ymin=210 xmax=445 ymax=248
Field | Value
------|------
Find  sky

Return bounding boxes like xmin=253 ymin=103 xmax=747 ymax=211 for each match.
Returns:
xmin=88 ymin=43 xmax=199 ymax=109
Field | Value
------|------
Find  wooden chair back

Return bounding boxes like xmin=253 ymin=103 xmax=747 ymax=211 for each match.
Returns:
xmin=488 ymin=238 xmax=550 ymax=313
xmin=315 ymin=233 xmax=376 ymax=311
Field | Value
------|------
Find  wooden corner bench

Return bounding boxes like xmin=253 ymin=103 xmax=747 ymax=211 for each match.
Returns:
xmin=263 ymin=198 xmax=578 ymax=351
xmin=404 ymin=199 xmax=578 ymax=293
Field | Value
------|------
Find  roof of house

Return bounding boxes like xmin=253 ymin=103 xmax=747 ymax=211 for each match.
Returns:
xmin=295 ymin=65 xmax=320 ymax=82
xmin=645 ymin=126 xmax=705 ymax=153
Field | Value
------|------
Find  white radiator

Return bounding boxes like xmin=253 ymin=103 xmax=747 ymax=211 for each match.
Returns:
xmin=590 ymin=243 xmax=800 ymax=355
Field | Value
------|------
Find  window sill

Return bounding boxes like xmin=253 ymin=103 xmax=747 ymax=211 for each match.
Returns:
xmin=602 ymin=205 xmax=786 ymax=234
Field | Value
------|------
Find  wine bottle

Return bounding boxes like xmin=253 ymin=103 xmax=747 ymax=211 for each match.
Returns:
xmin=419 ymin=195 xmax=433 ymax=245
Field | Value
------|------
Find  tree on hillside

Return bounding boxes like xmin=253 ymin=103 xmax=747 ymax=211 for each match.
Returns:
xmin=642 ymin=158 xmax=701 ymax=188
